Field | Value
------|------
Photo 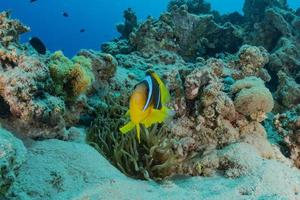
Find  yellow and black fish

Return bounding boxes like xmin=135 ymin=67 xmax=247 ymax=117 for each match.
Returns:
xmin=120 ymin=70 xmax=172 ymax=142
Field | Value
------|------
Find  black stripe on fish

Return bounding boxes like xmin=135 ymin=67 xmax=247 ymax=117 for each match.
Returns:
xmin=134 ymin=72 xmax=162 ymax=111
xmin=142 ymin=75 xmax=153 ymax=111
xmin=150 ymin=74 xmax=162 ymax=110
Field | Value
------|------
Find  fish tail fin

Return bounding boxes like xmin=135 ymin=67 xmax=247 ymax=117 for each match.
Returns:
xmin=136 ymin=123 xmax=141 ymax=143
xmin=120 ymin=121 xmax=142 ymax=143
xmin=151 ymin=72 xmax=170 ymax=104
xmin=119 ymin=121 xmax=135 ymax=134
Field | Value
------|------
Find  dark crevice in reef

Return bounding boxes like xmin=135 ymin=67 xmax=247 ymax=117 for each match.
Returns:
xmin=79 ymin=113 xmax=96 ymax=127
xmin=265 ymin=66 xmax=279 ymax=93
xmin=0 ymin=95 xmax=11 ymax=118
xmin=279 ymin=141 xmax=291 ymax=158
xmin=295 ymin=76 xmax=300 ymax=85
xmin=267 ymin=32 xmax=283 ymax=52
xmin=33 ymin=88 xmax=46 ymax=99
xmin=0 ymin=59 xmax=17 ymax=71
xmin=218 ymin=12 xmax=246 ymax=25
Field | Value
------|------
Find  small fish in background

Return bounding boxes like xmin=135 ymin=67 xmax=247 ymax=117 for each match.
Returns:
xmin=30 ymin=0 xmax=37 ymax=3
xmin=62 ymin=12 xmax=69 ymax=18
xmin=29 ymin=37 xmax=46 ymax=55
xmin=80 ymin=28 xmax=86 ymax=33
xmin=120 ymin=70 xmax=172 ymax=143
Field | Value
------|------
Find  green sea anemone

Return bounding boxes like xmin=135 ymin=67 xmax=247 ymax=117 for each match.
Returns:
xmin=87 ymin=93 xmax=180 ymax=180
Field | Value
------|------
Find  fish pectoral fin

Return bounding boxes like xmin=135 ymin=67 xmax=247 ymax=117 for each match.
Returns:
xmin=125 ymin=110 xmax=130 ymax=117
xmin=119 ymin=121 xmax=135 ymax=134
xmin=142 ymin=107 xmax=169 ymax=128
xmin=152 ymin=107 xmax=169 ymax=123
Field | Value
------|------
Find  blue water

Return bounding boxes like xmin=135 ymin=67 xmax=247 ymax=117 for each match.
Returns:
xmin=0 ymin=0 xmax=299 ymax=57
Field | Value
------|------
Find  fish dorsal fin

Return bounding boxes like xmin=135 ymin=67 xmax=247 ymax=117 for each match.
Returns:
xmin=150 ymin=72 xmax=170 ymax=104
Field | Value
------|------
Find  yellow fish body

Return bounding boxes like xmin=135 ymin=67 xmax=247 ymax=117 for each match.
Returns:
xmin=120 ymin=71 xmax=171 ymax=142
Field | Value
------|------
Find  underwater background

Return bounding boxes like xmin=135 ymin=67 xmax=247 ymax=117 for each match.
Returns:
xmin=1 ymin=0 xmax=300 ymax=57
xmin=1 ymin=0 xmax=300 ymax=199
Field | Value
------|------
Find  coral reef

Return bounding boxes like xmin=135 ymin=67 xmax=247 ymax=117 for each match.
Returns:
xmin=164 ymin=58 xmax=275 ymax=176
xmin=242 ymin=0 xmax=300 ymax=85
xmin=1 ymin=0 xmax=300 ymax=199
xmin=100 ymin=0 xmax=300 ymax=172
xmin=0 ymin=51 xmax=66 ymax=138
xmin=0 ymin=11 xmax=117 ymax=139
xmin=0 ymin=11 xmax=66 ymax=138
xmin=127 ymin=5 xmax=243 ymax=60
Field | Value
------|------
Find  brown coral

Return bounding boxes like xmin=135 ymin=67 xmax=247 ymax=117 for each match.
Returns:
xmin=229 ymin=45 xmax=270 ymax=81
xmin=231 ymin=77 xmax=274 ymax=121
